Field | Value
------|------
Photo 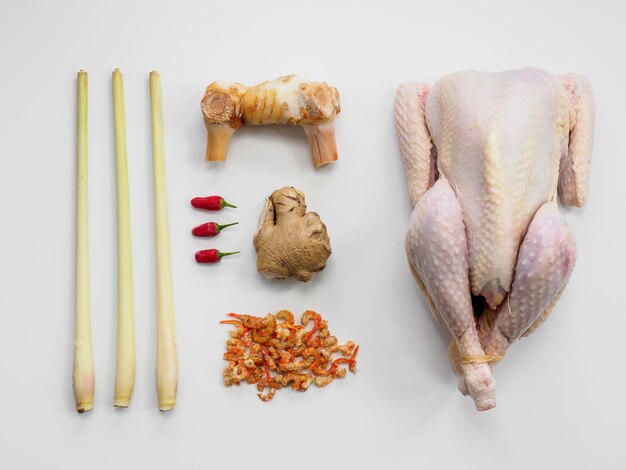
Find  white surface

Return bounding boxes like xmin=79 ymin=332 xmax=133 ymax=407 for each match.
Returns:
xmin=0 ymin=0 xmax=624 ymax=468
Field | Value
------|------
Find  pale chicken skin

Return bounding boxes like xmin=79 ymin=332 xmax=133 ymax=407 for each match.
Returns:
xmin=395 ymin=68 xmax=594 ymax=410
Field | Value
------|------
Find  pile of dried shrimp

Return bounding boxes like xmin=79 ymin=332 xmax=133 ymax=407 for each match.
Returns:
xmin=220 ymin=310 xmax=359 ymax=401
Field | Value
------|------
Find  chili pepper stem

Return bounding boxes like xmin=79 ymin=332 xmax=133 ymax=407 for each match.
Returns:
xmin=221 ymin=199 xmax=237 ymax=209
xmin=219 ymin=250 xmax=240 ymax=258
xmin=216 ymin=221 xmax=238 ymax=231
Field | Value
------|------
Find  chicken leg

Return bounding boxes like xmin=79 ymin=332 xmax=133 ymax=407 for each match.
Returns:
xmin=481 ymin=201 xmax=577 ymax=358
xmin=406 ymin=178 xmax=496 ymax=411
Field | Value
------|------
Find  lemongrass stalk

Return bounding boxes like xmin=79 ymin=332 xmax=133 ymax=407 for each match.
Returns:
xmin=112 ymin=69 xmax=136 ymax=407
xmin=149 ymin=71 xmax=178 ymax=411
xmin=73 ymin=70 xmax=95 ymax=413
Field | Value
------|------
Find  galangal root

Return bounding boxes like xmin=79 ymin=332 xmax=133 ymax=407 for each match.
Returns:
xmin=253 ymin=187 xmax=331 ymax=282
xmin=201 ymin=75 xmax=340 ymax=167
xmin=220 ymin=310 xmax=359 ymax=401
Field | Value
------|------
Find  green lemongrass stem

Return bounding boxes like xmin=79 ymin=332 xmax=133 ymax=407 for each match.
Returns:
xmin=73 ymin=70 xmax=95 ymax=413
xmin=150 ymin=71 xmax=178 ymax=411
xmin=112 ymin=69 xmax=136 ymax=407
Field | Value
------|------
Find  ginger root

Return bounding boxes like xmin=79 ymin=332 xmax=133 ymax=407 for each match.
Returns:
xmin=201 ymin=75 xmax=340 ymax=167
xmin=253 ymin=187 xmax=331 ymax=282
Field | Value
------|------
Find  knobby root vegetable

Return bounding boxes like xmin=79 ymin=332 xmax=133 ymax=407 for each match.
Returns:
xmin=112 ymin=69 xmax=136 ymax=407
xmin=150 ymin=71 xmax=178 ymax=411
xmin=73 ymin=70 xmax=95 ymax=413
xmin=253 ymin=187 xmax=331 ymax=282
xmin=201 ymin=75 xmax=340 ymax=167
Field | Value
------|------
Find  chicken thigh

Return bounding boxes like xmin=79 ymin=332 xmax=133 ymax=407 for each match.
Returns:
xmin=395 ymin=68 xmax=594 ymax=410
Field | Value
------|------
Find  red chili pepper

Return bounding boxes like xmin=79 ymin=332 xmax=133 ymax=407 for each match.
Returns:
xmin=191 ymin=196 xmax=237 ymax=211
xmin=195 ymin=249 xmax=240 ymax=263
xmin=191 ymin=221 xmax=238 ymax=237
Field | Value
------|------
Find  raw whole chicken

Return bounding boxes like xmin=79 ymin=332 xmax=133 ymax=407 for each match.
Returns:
xmin=395 ymin=67 xmax=594 ymax=411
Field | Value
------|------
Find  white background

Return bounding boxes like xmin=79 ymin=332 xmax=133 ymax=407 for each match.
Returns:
xmin=0 ymin=0 xmax=624 ymax=468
